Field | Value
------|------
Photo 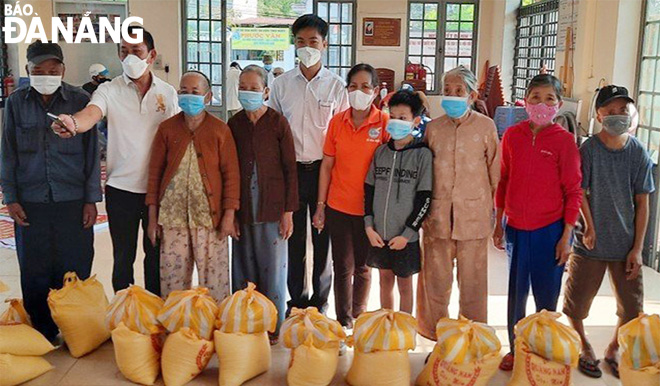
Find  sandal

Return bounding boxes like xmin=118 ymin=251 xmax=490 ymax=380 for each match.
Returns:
xmin=499 ymin=352 xmax=514 ymax=371
xmin=578 ymin=355 xmax=602 ymax=378
xmin=268 ymin=333 xmax=279 ymax=346
xmin=604 ymin=357 xmax=619 ymax=379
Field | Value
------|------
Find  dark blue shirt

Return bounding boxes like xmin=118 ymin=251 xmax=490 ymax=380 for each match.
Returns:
xmin=0 ymin=83 xmax=102 ymax=204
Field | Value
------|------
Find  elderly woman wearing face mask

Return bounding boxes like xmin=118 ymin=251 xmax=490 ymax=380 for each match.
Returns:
xmin=146 ymin=70 xmax=240 ymax=303
xmin=417 ymin=66 xmax=500 ymax=339
xmin=228 ymin=65 xmax=298 ymax=342
xmin=312 ymin=63 xmax=389 ymax=335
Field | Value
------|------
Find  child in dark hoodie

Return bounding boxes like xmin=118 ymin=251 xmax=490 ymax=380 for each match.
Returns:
xmin=364 ymin=90 xmax=433 ymax=314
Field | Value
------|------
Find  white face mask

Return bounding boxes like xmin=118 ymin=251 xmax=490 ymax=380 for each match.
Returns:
xmin=122 ymin=54 xmax=149 ymax=79
xmin=296 ymin=47 xmax=322 ymax=68
xmin=348 ymin=89 xmax=375 ymax=111
xmin=30 ymin=75 xmax=62 ymax=95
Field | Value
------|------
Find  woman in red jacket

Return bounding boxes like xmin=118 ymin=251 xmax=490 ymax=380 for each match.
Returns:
xmin=493 ymin=74 xmax=582 ymax=370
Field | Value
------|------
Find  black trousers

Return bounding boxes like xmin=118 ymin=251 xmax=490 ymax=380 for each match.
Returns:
xmin=105 ymin=185 xmax=160 ymax=295
xmin=287 ymin=162 xmax=332 ymax=314
xmin=15 ymin=201 xmax=94 ymax=341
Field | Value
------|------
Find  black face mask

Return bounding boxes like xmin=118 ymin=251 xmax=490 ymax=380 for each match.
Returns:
xmin=98 ymin=77 xmax=111 ymax=84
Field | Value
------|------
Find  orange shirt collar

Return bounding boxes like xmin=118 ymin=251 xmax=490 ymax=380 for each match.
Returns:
xmin=341 ymin=106 xmax=383 ymax=130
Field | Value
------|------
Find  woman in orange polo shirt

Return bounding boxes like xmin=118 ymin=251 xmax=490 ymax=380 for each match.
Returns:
xmin=312 ymin=63 xmax=389 ymax=332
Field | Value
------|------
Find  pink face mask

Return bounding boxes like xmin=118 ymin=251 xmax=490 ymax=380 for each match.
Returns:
xmin=525 ymin=102 xmax=560 ymax=126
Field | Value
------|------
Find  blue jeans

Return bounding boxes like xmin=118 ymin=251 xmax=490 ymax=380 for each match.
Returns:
xmin=232 ymin=221 xmax=288 ymax=333
xmin=15 ymin=201 xmax=94 ymax=341
xmin=505 ymin=220 xmax=565 ymax=351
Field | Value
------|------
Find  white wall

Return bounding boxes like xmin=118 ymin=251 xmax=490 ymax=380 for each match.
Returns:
xmin=129 ymin=0 xmax=182 ymax=85
xmin=355 ymin=0 xmax=504 ymax=116
xmin=3 ymin=0 xmax=646 ymax=126
xmin=558 ymin=0 xmax=643 ymax=126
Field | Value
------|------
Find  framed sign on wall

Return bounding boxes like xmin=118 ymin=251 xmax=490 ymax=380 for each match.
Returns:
xmin=362 ymin=18 xmax=401 ymax=47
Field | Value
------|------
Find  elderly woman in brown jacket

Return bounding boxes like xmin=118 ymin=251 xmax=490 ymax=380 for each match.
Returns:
xmin=228 ymin=65 xmax=298 ymax=341
xmin=146 ymin=71 xmax=240 ymax=303
xmin=417 ymin=66 xmax=500 ymax=339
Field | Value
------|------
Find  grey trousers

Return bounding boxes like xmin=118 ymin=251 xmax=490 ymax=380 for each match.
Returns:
xmin=232 ymin=221 xmax=288 ymax=332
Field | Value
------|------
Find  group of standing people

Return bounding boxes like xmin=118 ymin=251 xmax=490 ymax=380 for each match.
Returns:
xmin=1 ymin=13 xmax=651 ymax=379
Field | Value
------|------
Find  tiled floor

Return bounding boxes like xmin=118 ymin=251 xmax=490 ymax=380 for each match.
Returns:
xmin=2 ymin=216 xmax=660 ymax=386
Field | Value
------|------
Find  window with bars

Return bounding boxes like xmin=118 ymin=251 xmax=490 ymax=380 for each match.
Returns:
xmin=512 ymin=0 xmax=559 ymax=100
xmin=406 ymin=0 xmax=478 ymax=95
xmin=184 ymin=0 xmax=223 ymax=107
xmin=637 ymin=0 xmax=660 ymax=163
xmin=316 ymin=1 xmax=355 ymax=80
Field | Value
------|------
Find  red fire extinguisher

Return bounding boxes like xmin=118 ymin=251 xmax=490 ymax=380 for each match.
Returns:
xmin=3 ymin=73 xmax=15 ymax=97
xmin=405 ymin=62 xmax=427 ymax=81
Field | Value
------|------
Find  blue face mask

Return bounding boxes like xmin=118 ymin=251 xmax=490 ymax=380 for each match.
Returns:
xmin=386 ymin=119 xmax=414 ymax=140
xmin=178 ymin=94 xmax=206 ymax=116
xmin=238 ymin=90 xmax=264 ymax=112
xmin=441 ymin=96 xmax=470 ymax=119
xmin=264 ymin=64 xmax=273 ymax=72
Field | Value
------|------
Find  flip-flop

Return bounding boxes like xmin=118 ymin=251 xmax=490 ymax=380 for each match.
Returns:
xmin=604 ymin=357 xmax=619 ymax=378
xmin=578 ymin=356 xmax=602 ymax=378
xmin=268 ymin=333 xmax=279 ymax=346
xmin=499 ymin=352 xmax=514 ymax=371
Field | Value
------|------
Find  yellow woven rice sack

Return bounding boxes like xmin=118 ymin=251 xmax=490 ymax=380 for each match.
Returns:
xmin=0 ymin=299 xmax=31 ymax=326
xmin=514 ymin=310 xmax=580 ymax=366
xmin=106 ymin=285 xmax=164 ymax=335
xmin=111 ymin=322 xmax=162 ymax=386
xmin=618 ymin=313 xmax=660 ymax=370
xmin=0 ymin=353 xmax=53 ymax=386
xmin=215 ymin=330 xmax=271 ymax=386
xmin=47 ymin=272 xmax=110 ymax=358
xmin=281 ymin=307 xmax=346 ymax=349
xmin=0 ymin=324 xmax=55 ymax=356
xmin=417 ymin=350 xmax=500 ymax=386
xmin=620 ymin=361 xmax=660 ymax=386
xmin=216 ymin=282 xmax=277 ymax=334
xmin=415 ymin=317 xmax=501 ymax=386
xmin=350 ymin=309 xmax=417 ymax=353
xmin=617 ymin=314 xmax=660 ymax=386
xmin=346 ymin=350 xmax=410 ymax=386
xmin=287 ymin=340 xmax=340 ymax=386
xmin=161 ymin=328 xmax=214 ymax=386
xmin=508 ymin=341 xmax=574 ymax=386
xmin=346 ymin=309 xmax=417 ymax=386
xmin=157 ymin=287 xmax=218 ymax=340
xmin=281 ymin=307 xmax=345 ymax=386
xmin=0 ymin=280 xmax=8 ymax=293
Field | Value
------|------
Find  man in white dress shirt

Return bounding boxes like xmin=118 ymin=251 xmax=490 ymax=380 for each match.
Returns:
xmin=52 ymin=26 xmax=179 ymax=296
xmin=268 ymin=14 xmax=349 ymax=316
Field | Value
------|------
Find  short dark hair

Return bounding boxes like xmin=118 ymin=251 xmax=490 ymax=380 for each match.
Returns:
xmin=346 ymin=63 xmax=379 ymax=88
xmin=183 ymin=70 xmax=212 ymax=91
xmin=292 ymin=14 xmax=328 ymax=39
xmin=526 ymin=74 xmax=562 ymax=100
xmin=388 ymin=90 xmax=424 ymax=117
xmin=122 ymin=26 xmax=155 ymax=51
xmin=230 ymin=61 xmax=242 ymax=70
